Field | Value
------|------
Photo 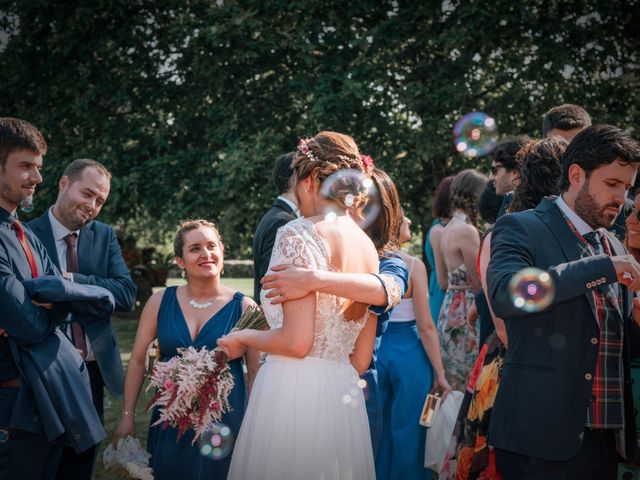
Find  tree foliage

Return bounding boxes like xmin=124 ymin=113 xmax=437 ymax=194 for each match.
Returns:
xmin=1 ymin=0 xmax=638 ymax=257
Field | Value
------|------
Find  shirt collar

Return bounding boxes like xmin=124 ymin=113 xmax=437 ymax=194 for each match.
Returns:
xmin=0 ymin=206 xmax=16 ymax=226
xmin=277 ymin=195 xmax=300 ymax=218
xmin=48 ymin=207 xmax=80 ymax=241
xmin=556 ymin=195 xmax=594 ymax=236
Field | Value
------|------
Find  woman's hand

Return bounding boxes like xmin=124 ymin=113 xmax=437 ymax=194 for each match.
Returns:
xmin=261 ymin=264 xmax=314 ymax=304
xmin=431 ymin=372 xmax=453 ymax=400
xmin=217 ymin=331 xmax=248 ymax=360
xmin=112 ymin=414 xmax=135 ymax=447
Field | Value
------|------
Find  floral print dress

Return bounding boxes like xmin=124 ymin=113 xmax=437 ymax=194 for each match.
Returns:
xmin=438 ymin=264 xmax=479 ymax=391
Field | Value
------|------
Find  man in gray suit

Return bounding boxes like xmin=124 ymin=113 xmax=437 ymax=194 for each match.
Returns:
xmin=252 ymin=152 xmax=299 ymax=303
xmin=29 ymin=158 xmax=136 ymax=479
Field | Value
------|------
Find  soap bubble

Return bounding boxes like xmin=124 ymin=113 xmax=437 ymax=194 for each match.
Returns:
xmin=509 ymin=267 xmax=555 ymax=312
xmin=320 ymin=169 xmax=380 ymax=229
xmin=198 ymin=422 xmax=235 ymax=460
xmin=453 ymin=112 xmax=498 ymax=157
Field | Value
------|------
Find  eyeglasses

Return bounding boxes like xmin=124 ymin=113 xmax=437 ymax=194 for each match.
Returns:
xmin=490 ymin=164 xmax=505 ymax=175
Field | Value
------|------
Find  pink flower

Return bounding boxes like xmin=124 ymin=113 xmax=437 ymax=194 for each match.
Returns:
xmin=361 ymin=154 xmax=374 ymax=172
xmin=298 ymin=139 xmax=310 ymax=154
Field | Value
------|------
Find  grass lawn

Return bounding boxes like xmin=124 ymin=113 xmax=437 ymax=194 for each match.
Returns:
xmin=94 ymin=277 xmax=253 ymax=479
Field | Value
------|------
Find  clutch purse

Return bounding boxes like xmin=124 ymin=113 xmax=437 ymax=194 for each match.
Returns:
xmin=419 ymin=392 xmax=441 ymax=427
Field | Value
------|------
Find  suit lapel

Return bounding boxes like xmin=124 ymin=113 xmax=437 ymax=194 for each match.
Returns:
xmin=535 ymin=198 xmax=599 ymax=325
xmin=39 ymin=214 xmax=61 ymax=271
xmin=77 ymin=222 xmax=94 ymax=271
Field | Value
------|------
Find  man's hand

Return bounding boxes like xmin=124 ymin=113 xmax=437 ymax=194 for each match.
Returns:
xmin=611 ymin=255 xmax=640 ymax=291
xmin=261 ymin=264 xmax=314 ymax=304
xmin=31 ymin=300 xmax=53 ymax=310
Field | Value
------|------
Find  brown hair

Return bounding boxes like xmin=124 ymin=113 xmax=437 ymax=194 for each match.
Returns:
xmin=450 ymin=169 xmax=488 ymax=227
xmin=508 ymin=137 xmax=567 ymax=213
xmin=431 ymin=176 xmax=454 ymax=219
xmin=173 ymin=219 xmax=223 ymax=258
xmin=62 ymin=158 xmax=112 ymax=182
xmin=0 ymin=117 xmax=47 ymax=168
xmin=366 ymin=168 xmax=402 ymax=255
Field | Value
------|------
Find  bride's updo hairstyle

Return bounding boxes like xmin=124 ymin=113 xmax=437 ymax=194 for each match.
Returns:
xmin=292 ymin=131 xmax=373 ymax=210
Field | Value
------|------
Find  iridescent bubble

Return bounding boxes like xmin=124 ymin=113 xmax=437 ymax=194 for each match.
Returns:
xmin=508 ymin=267 xmax=555 ymax=312
xmin=198 ymin=422 xmax=235 ymax=460
xmin=320 ymin=169 xmax=380 ymax=229
xmin=0 ymin=429 xmax=8 ymax=443
xmin=453 ymin=112 xmax=498 ymax=157
xmin=19 ymin=199 xmax=34 ymax=213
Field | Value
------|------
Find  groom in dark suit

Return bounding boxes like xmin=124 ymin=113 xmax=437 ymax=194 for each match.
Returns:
xmin=253 ymin=152 xmax=299 ymax=303
xmin=29 ymin=158 xmax=136 ymax=480
xmin=487 ymin=125 xmax=640 ymax=478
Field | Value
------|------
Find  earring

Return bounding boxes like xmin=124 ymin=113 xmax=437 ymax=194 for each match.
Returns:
xmin=221 ymin=268 xmax=225 ymax=276
xmin=180 ymin=269 xmax=186 ymax=279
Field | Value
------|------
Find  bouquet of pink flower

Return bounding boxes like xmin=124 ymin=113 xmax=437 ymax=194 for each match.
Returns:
xmin=146 ymin=305 xmax=267 ymax=443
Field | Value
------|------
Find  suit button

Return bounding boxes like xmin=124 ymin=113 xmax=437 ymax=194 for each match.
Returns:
xmin=586 ymin=282 xmax=592 ymax=288
xmin=600 ymin=277 xmax=606 ymax=282
xmin=585 ymin=373 xmax=593 ymax=381
xmin=591 ymin=337 xmax=598 ymax=345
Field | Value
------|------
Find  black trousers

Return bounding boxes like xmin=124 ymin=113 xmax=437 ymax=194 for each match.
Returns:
xmin=55 ymin=361 xmax=104 ymax=480
xmin=496 ymin=428 xmax=618 ymax=480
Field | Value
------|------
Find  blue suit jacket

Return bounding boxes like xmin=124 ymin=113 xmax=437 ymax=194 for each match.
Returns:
xmin=28 ymin=213 xmax=136 ymax=397
xmin=487 ymin=197 xmax=640 ymax=463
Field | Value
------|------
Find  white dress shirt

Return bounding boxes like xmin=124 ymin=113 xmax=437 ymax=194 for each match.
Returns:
xmin=277 ymin=195 xmax=300 ymax=218
xmin=556 ymin=195 xmax=602 ymax=254
xmin=48 ymin=208 xmax=95 ymax=360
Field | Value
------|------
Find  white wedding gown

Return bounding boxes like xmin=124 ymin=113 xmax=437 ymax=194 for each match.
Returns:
xmin=227 ymin=218 xmax=375 ymax=480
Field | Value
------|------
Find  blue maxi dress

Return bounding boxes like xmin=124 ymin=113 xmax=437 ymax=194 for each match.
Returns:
xmin=147 ymin=287 xmax=247 ymax=480
xmin=425 ymin=219 xmax=446 ymax=324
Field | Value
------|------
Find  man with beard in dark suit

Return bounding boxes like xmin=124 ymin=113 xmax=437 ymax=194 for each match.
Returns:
xmin=29 ymin=158 xmax=135 ymax=480
xmin=253 ymin=152 xmax=299 ymax=303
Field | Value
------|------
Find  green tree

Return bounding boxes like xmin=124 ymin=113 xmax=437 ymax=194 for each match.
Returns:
xmin=1 ymin=0 xmax=638 ymax=257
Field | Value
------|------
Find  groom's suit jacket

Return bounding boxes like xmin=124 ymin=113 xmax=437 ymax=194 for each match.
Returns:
xmin=252 ymin=198 xmax=297 ymax=303
xmin=28 ymin=212 xmax=136 ymax=397
xmin=487 ymin=197 xmax=640 ymax=463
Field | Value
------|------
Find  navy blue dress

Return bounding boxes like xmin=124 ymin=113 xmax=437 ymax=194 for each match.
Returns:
xmin=147 ymin=287 xmax=247 ymax=480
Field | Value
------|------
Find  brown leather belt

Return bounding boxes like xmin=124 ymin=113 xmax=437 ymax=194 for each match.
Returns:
xmin=0 ymin=378 xmax=19 ymax=388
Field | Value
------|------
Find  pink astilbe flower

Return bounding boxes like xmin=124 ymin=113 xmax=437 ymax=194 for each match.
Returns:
xmin=146 ymin=346 xmax=235 ymax=443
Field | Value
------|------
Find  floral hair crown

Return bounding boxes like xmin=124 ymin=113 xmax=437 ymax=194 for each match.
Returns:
xmin=297 ymin=138 xmax=375 ymax=174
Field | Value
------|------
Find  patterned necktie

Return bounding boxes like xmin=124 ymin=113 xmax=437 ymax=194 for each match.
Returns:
xmin=64 ymin=233 xmax=87 ymax=359
xmin=583 ymin=231 xmax=602 ymax=254
xmin=12 ymin=218 xmax=38 ymax=278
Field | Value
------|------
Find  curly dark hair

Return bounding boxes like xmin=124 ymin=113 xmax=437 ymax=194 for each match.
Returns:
xmin=450 ymin=169 xmax=488 ymax=227
xmin=431 ymin=176 xmax=454 ymax=219
xmin=509 ymin=137 xmax=567 ymax=213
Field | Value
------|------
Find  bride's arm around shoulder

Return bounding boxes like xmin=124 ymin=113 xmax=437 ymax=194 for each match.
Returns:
xmin=218 ymin=224 xmax=317 ymax=360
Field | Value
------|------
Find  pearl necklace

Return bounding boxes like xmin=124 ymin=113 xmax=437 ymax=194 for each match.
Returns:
xmin=452 ymin=211 xmax=469 ymax=223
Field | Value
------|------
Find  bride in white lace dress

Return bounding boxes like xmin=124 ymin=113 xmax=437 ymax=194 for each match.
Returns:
xmin=218 ymin=131 xmax=379 ymax=480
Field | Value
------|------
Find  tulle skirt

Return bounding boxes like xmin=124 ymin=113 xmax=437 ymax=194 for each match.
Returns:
xmin=227 ymin=354 xmax=375 ymax=480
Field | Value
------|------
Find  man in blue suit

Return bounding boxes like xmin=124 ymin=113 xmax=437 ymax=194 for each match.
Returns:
xmin=0 ymin=118 xmax=106 ymax=479
xmin=487 ymin=125 xmax=640 ymax=478
xmin=29 ymin=158 xmax=136 ymax=479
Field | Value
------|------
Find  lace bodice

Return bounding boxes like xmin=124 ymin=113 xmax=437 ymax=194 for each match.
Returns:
xmin=260 ymin=218 xmax=367 ymax=363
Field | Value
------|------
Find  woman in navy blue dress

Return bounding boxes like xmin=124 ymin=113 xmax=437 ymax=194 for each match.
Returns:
xmin=113 ymin=220 xmax=260 ymax=480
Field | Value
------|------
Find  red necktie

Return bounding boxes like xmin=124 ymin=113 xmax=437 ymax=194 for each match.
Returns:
xmin=12 ymin=218 xmax=38 ymax=278
xmin=64 ymin=233 xmax=87 ymax=359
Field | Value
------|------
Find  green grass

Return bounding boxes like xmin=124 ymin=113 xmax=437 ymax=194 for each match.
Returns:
xmin=94 ymin=277 xmax=254 ymax=479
